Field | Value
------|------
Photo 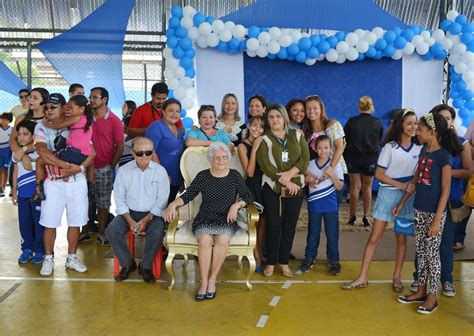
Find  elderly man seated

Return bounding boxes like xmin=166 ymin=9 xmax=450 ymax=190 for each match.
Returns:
xmin=106 ymin=136 xmax=169 ymax=283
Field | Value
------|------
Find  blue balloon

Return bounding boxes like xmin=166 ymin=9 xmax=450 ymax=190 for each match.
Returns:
xmin=401 ymin=29 xmax=415 ymax=41
xmin=317 ymin=41 xmax=330 ymax=53
xmin=319 ymin=34 xmax=328 ymax=40
xmin=287 ymin=55 xmax=295 ymax=61
xmin=463 ymin=90 xmax=474 ymax=101
xmin=327 ymin=36 xmax=338 ymax=48
xmin=267 ymin=53 xmax=277 ymax=60
xmin=455 ymin=81 xmax=467 ymax=91
xmin=459 ymin=107 xmax=470 ymax=120
xmin=430 ymin=43 xmax=444 ymax=56
xmin=335 ymin=31 xmax=346 ymax=41
xmin=365 ymin=46 xmax=377 ymax=58
xmin=229 ymin=38 xmax=240 ymax=50
xmin=455 ymin=14 xmax=468 ymax=25
xmin=261 ymin=27 xmax=269 ymax=32
xmin=180 ymin=109 xmax=187 ymax=118
xmin=182 ymin=117 xmax=194 ymax=129
xmin=169 ymin=17 xmax=180 ymax=29
xmin=185 ymin=68 xmax=195 ymax=77
xmin=175 ymin=26 xmax=188 ymax=38
xmin=166 ymin=28 xmax=176 ymax=38
xmin=185 ymin=48 xmax=196 ymax=58
xmin=228 ymin=48 xmax=240 ymax=55
xmin=383 ymin=45 xmax=395 ymax=57
xmin=374 ymin=51 xmax=383 ymax=60
xmin=295 ymin=51 xmax=307 ymax=63
xmin=205 ymin=16 xmax=215 ymax=24
xmin=357 ymin=53 xmax=365 ymax=61
xmin=180 ymin=56 xmax=193 ymax=69
xmin=449 ymin=22 xmax=462 ymax=35
xmin=168 ymin=90 xmax=174 ymax=98
xmin=375 ymin=39 xmax=387 ymax=50
xmin=392 ymin=27 xmax=402 ymax=36
xmin=450 ymin=90 xmax=460 ymax=99
xmin=166 ymin=36 xmax=179 ymax=48
xmin=466 ymin=100 xmax=474 ymax=110
xmin=172 ymin=47 xmax=184 ymax=59
xmin=277 ymin=47 xmax=288 ymax=60
xmin=451 ymin=71 xmax=462 ymax=82
xmin=435 ymin=50 xmax=448 ymax=59
xmin=461 ymin=33 xmax=473 ymax=44
xmin=440 ymin=19 xmax=452 ymax=31
xmin=248 ymin=26 xmax=260 ymax=38
xmin=288 ymin=44 xmax=300 ymax=56
xmin=467 ymin=42 xmax=474 ymax=52
xmin=179 ymin=37 xmax=193 ymax=50
xmin=453 ymin=97 xmax=465 ymax=109
xmin=239 ymin=41 xmax=247 ymax=51
xmin=307 ymin=46 xmax=319 ymax=58
xmin=193 ymin=13 xmax=206 ymax=27
xmin=298 ymin=37 xmax=312 ymax=51
xmin=394 ymin=36 xmax=407 ymax=49
xmin=421 ymin=51 xmax=434 ymax=61
xmin=463 ymin=23 xmax=474 ymax=33
xmin=383 ymin=30 xmax=396 ymax=43
xmin=409 ymin=25 xmax=422 ymax=35
xmin=310 ymin=34 xmax=321 ymax=46
xmin=462 ymin=118 xmax=471 ymax=128
xmin=216 ymin=41 xmax=228 ymax=52
xmin=171 ymin=5 xmax=183 ymax=18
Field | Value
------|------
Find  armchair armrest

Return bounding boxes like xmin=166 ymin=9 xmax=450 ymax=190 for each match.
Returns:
xmin=246 ymin=204 xmax=259 ymax=247
xmin=166 ymin=209 xmax=180 ymax=245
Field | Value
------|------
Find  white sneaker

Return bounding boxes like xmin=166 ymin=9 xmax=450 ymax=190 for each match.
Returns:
xmin=40 ymin=258 xmax=54 ymax=276
xmin=65 ymin=257 xmax=88 ymax=273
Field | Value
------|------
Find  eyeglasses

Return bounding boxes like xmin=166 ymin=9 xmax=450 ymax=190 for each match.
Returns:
xmin=19 ymin=95 xmax=28 ymax=99
xmin=89 ymin=96 xmax=102 ymax=100
xmin=213 ymin=156 xmax=228 ymax=161
xmin=133 ymin=150 xmax=153 ymax=157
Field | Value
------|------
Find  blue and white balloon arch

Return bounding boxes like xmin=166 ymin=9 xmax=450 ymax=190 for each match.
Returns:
xmin=164 ymin=5 xmax=474 ymax=134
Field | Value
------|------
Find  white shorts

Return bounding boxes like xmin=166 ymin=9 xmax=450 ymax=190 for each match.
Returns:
xmin=39 ymin=176 xmax=89 ymax=228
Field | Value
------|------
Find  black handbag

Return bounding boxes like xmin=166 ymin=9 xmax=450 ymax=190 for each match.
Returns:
xmin=53 ymin=130 xmax=67 ymax=151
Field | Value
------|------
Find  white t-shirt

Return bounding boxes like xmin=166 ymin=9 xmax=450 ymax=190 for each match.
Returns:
xmin=377 ymin=141 xmax=422 ymax=189
xmin=0 ymin=126 xmax=12 ymax=156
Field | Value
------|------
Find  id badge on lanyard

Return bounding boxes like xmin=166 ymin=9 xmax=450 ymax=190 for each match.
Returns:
xmin=282 ymin=150 xmax=289 ymax=163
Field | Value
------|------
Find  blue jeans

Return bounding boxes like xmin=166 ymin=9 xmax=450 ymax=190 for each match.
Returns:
xmin=305 ymin=211 xmax=339 ymax=262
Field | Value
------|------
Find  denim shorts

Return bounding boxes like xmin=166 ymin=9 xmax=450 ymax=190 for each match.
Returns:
xmin=372 ymin=186 xmax=415 ymax=222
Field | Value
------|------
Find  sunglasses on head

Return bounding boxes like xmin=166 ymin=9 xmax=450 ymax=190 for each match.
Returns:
xmin=200 ymin=104 xmax=215 ymax=110
xmin=133 ymin=150 xmax=153 ymax=157
xmin=305 ymin=95 xmax=321 ymax=101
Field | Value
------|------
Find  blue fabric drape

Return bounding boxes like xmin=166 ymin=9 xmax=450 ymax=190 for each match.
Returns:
xmin=0 ymin=60 xmax=28 ymax=96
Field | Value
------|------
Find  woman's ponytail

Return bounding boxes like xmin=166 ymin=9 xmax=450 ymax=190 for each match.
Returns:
xmin=433 ymin=113 xmax=463 ymax=156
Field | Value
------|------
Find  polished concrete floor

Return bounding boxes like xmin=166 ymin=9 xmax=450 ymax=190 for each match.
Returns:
xmin=1 ymin=198 xmax=473 ymax=335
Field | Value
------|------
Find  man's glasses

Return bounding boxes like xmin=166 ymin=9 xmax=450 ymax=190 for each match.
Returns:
xmin=19 ymin=95 xmax=29 ymax=99
xmin=133 ymin=150 xmax=153 ymax=157
xmin=89 ymin=96 xmax=102 ymax=100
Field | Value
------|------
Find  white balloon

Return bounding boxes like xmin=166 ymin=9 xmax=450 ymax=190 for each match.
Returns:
xmin=196 ymin=36 xmax=208 ymax=48
xmin=317 ymin=54 xmax=325 ymax=61
xmin=269 ymin=27 xmax=282 ymax=40
xmin=166 ymin=58 xmax=179 ymax=69
xmin=167 ymin=78 xmax=180 ymax=90
xmin=246 ymin=38 xmax=260 ymax=51
xmin=174 ymin=67 xmax=185 ymax=79
xmin=448 ymin=54 xmax=460 ymax=65
xmin=454 ymin=62 xmax=467 ymax=74
xmin=224 ymin=21 xmax=235 ymax=31
xmin=391 ymin=50 xmax=403 ymax=60
xmin=449 ymin=35 xmax=461 ymax=45
xmin=289 ymin=30 xmax=302 ymax=43
xmin=182 ymin=98 xmax=194 ymax=110
xmin=415 ymin=43 xmax=429 ymax=55
xmin=257 ymin=45 xmax=268 ymax=58
xmin=336 ymin=41 xmax=349 ymax=54
xmin=267 ymin=40 xmax=281 ymax=54
xmin=232 ymin=24 xmax=246 ymax=39
xmin=336 ymin=54 xmax=346 ymax=64
xmin=326 ymin=49 xmax=339 ymax=62
xmin=183 ymin=5 xmax=197 ymax=17
xmin=372 ymin=27 xmax=385 ymax=39
xmin=403 ymin=42 xmax=415 ymax=55
xmin=219 ymin=29 xmax=232 ymax=42
xmin=363 ymin=32 xmax=377 ymax=45
xmin=420 ymin=31 xmax=431 ymax=41
xmin=432 ymin=29 xmax=445 ymax=42
xmin=181 ymin=16 xmax=193 ymax=29
xmin=164 ymin=69 xmax=174 ymax=80
xmin=199 ymin=22 xmax=212 ymax=36
xmin=180 ymin=77 xmax=194 ymax=89
xmin=305 ymin=58 xmax=316 ymax=66
xmin=457 ymin=126 xmax=467 ymax=137
xmin=454 ymin=116 xmax=462 ymax=128
xmin=301 ymin=32 xmax=310 ymax=38
xmin=188 ymin=27 xmax=200 ymax=40
xmin=211 ymin=20 xmax=225 ymax=32
xmin=206 ymin=33 xmax=219 ymax=47
xmin=426 ymin=37 xmax=435 ymax=47
xmin=278 ymin=34 xmax=292 ymax=48
xmin=452 ymin=43 xmax=467 ymax=55
xmin=174 ymin=87 xmax=187 ymax=100
xmin=163 ymin=47 xmax=173 ymax=59
xmin=356 ymin=41 xmax=369 ymax=53
xmin=354 ymin=29 xmax=365 ymax=39
xmin=258 ymin=32 xmax=271 ymax=45
xmin=462 ymin=52 xmax=474 ymax=63
xmin=346 ymin=47 xmax=358 ymax=61
xmin=446 ymin=9 xmax=459 ymax=21
xmin=441 ymin=38 xmax=453 ymax=50
xmin=468 ymin=62 xmax=474 ymax=71
xmin=345 ymin=32 xmax=359 ymax=46
xmin=463 ymin=71 xmax=474 ymax=83
xmin=246 ymin=50 xmax=257 ymax=57
xmin=411 ymin=35 xmax=424 ymax=46
xmin=186 ymin=88 xmax=196 ymax=99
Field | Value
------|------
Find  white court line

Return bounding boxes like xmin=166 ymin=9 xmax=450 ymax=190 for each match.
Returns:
xmin=269 ymin=296 xmax=281 ymax=307
xmin=256 ymin=315 xmax=269 ymax=328
xmin=282 ymin=280 xmax=292 ymax=289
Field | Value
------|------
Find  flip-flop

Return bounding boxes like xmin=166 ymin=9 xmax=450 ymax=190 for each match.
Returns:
xmin=453 ymin=242 xmax=465 ymax=251
xmin=392 ymin=283 xmax=404 ymax=293
xmin=341 ymin=281 xmax=368 ymax=290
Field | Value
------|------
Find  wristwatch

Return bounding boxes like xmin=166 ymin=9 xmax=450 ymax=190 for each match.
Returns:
xmin=80 ymin=165 xmax=86 ymax=173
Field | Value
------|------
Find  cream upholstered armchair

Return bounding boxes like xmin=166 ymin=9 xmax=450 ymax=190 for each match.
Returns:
xmin=165 ymin=146 xmax=259 ymax=291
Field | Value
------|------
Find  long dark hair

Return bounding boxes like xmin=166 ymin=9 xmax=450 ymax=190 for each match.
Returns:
xmin=25 ymin=87 xmax=49 ymax=121
xmin=247 ymin=95 xmax=267 ymax=119
xmin=419 ymin=113 xmax=463 ymax=156
xmin=286 ymin=98 xmax=306 ymax=127
xmin=244 ymin=116 xmax=265 ymax=140
xmin=69 ymin=95 xmax=93 ymax=132
xmin=382 ymin=108 xmax=419 ymax=146
xmin=303 ymin=95 xmax=331 ymax=139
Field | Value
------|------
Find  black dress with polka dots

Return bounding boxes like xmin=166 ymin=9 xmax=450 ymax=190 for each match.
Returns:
xmin=180 ymin=169 xmax=254 ymax=238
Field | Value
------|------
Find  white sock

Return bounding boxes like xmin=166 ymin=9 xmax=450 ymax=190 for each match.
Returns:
xmin=44 ymin=255 xmax=54 ymax=261
xmin=67 ymin=254 xmax=77 ymax=260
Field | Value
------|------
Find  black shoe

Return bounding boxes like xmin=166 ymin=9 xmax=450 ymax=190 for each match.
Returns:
xmin=138 ymin=262 xmax=155 ymax=283
xmin=115 ymin=261 xmax=137 ymax=282
xmin=195 ymin=293 xmax=206 ymax=301
xmin=206 ymin=291 xmax=217 ymax=300
xmin=397 ymin=295 xmax=427 ymax=304
xmin=297 ymin=259 xmax=314 ymax=274
xmin=347 ymin=215 xmax=356 ymax=225
xmin=0 ymin=187 xmax=4 ymax=197
xmin=362 ymin=217 xmax=371 ymax=227
xmin=329 ymin=262 xmax=341 ymax=275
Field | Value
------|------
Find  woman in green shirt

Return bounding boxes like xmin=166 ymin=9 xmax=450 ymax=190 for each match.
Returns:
xmin=257 ymin=104 xmax=310 ymax=277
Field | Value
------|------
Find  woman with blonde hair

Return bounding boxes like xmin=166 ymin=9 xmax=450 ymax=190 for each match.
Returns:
xmin=215 ymin=93 xmax=245 ymax=146
xmin=343 ymin=96 xmax=383 ymax=226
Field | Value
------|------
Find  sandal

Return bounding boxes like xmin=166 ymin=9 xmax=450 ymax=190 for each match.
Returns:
xmin=453 ymin=242 xmax=465 ymax=251
xmin=392 ymin=282 xmax=404 ymax=293
xmin=347 ymin=215 xmax=356 ymax=225
xmin=341 ymin=280 xmax=368 ymax=290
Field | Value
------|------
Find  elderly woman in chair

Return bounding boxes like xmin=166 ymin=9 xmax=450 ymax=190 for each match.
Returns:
xmin=163 ymin=142 xmax=254 ymax=301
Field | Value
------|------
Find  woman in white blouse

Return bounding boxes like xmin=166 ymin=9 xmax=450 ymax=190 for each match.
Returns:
xmin=215 ymin=93 xmax=245 ymax=146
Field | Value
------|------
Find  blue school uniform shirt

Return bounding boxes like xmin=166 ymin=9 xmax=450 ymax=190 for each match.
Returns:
xmin=307 ymin=157 xmax=344 ymax=213
xmin=0 ymin=125 xmax=12 ymax=157
xmin=450 ymin=137 xmax=467 ymax=202
xmin=145 ymin=119 xmax=185 ymax=186
xmin=184 ymin=128 xmax=230 ymax=144
xmin=13 ymin=152 xmax=39 ymax=198
xmin=413 ymin=146 xmax=453 ymax=213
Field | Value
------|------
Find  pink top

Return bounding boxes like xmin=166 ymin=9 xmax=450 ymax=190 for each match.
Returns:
xmin=68 ymin=115 xmax=93 ymax=155
xmin=92 ymin=110 xmax=124 ymax=168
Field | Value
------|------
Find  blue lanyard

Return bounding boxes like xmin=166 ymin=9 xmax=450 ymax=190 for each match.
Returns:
xmin=273 ymin=133 xmax=288 ymax=149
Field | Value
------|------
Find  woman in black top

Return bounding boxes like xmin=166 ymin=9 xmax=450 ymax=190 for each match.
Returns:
xmin=343 ymin=96 xmax=383 ymax=226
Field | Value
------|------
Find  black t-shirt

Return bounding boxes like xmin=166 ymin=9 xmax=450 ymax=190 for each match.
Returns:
xmin=343 ymin=113 xmax=383 ymax=159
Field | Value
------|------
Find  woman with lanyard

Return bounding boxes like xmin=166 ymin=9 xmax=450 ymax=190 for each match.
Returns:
xmin=257 ymin=104 xmax=310 ymax=277
xmin=185 ymin=105 xmax=231 ymax=147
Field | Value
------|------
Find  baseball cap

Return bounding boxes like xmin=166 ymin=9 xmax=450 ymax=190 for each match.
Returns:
xmin=43 ymin=93 xmax=66 ymax=106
